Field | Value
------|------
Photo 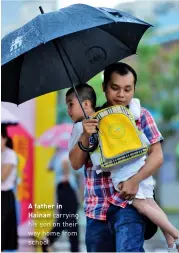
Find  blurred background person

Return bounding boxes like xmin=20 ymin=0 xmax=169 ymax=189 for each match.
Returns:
xmin=1 ymin=125 xmax=18 ymax=252
xmin=41 ymin=148 xmax=79 ymax=252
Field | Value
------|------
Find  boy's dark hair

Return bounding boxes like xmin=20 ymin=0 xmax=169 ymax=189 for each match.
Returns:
xmin=103 ymin=62 xmax=137 ymax=89
xmin=66 ymin=83 xmax=96 ymax=110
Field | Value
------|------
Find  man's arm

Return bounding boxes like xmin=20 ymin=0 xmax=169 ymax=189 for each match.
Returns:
xmin=132 ymin=142 xmax=163 ymax=182
xmin=120 ymin=142 xmax=163 ymax=200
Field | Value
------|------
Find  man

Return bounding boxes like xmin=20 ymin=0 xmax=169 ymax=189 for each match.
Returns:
xmin=69 ymin=62 xmax=164 ymax=252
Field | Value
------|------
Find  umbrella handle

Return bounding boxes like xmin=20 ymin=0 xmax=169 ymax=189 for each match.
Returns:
xmin=78 ymin=133 xmax=98 ymax=152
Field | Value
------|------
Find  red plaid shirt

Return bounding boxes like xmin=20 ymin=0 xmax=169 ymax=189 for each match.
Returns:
xmin=84 ymin=107 xmax=163 ymax=220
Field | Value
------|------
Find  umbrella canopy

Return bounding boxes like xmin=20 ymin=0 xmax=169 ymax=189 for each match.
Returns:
xmin=36 ymin=123 xmax=73 ymax=148
xmin=1 ymin=106 xmax=19 ymax=124
xmin=1 ymin=4 xmax=151 ymax=105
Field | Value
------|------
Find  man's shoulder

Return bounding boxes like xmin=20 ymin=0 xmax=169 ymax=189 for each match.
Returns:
xmin=139 ymin=107 xmax=159 ymax=131
xmin=140 ymin=107 xmax=151 ymax=118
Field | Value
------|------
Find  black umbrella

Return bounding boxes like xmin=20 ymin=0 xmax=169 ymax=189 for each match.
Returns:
xmin=2 ymin=4 xmax=151 ymax=105
xmin=1 ymin=4 xmax=152 ymax=151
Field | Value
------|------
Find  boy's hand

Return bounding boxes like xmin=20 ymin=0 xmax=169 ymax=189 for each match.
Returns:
xmin=120 ymin=177 xmax=139 ymax=201
xmin=82 ymin=119 xmax=98 ymax=137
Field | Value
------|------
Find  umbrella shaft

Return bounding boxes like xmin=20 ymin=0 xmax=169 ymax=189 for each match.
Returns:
xmin=39 ymin=6 xmax=88 ymax=120
xmin=53 ymin=39 xmax=88 ymax=119
xmin=73 ymin=85 xmax=89 ymax=119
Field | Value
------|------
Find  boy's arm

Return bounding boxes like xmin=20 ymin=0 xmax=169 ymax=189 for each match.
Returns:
xmin=69 ymin=132 xmax=89 ymax=170
xmin=69 ymin=119 xmax=98 ymax=170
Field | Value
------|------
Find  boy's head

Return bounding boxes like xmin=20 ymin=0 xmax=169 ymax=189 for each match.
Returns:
xmin=103 ymin=62 xmax=137 ymax=107
xmin=66 ymin=83 xmax=96 ymax=122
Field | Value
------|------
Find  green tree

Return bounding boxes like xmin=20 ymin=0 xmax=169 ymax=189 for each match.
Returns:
xmin=134 ymin=44 xmax=179 ymax=128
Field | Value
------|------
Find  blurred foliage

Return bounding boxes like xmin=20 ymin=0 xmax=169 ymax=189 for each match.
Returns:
xmin=135 ymin=44 xmax=179 ymax=135
xmin=57 ymin=89 xmax=72 ymax=124
xmin=160 ymin=100 xmax=177 ymax=122
xmin=135 ymin=45 xmax=179 ymax=113
xmin=57 ymin=42 xmax=179 ymax=136
xmin=89 ymin=73 xmax=106 ymax=106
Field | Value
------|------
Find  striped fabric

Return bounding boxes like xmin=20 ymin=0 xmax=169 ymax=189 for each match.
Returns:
xmin=84 ymin=107 xmax=164 ymax=220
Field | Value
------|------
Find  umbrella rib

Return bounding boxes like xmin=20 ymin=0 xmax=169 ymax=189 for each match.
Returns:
xmin=17 ymin=54 xmax=26 ymax=105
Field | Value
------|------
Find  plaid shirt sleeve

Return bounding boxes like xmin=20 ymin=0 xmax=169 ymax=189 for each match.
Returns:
xmin=140 ymin=107 xmax=164 ymax=145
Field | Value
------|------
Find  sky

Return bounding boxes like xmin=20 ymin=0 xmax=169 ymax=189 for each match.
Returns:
xmin=1 ymin=0 xmax=136 ymax=37
xmin=57 ymin=0 xmax=135 ymax=9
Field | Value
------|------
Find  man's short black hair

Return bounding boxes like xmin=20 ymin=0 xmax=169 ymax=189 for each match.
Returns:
xmin=66 ymin=83 xmax=96 ymax=110
xmin=103 ymin=62 xmax=137 ymax=89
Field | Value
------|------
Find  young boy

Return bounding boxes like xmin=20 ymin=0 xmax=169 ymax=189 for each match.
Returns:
xmin=67 ymin=64 xmax=179 ymax=252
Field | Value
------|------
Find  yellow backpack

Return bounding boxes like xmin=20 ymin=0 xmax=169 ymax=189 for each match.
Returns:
xmin=93 ymin=105 xmax=148 ymax=169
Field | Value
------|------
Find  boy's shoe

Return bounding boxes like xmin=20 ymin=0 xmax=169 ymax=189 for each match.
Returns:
xmin=174 ymin=235 xmax=179 ymax=252
xmin=167 ymin=247 xmax=178 ymax=252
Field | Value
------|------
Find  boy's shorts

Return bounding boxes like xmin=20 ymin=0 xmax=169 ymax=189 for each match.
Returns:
xmin=135 ymin=176 xmax=154 ymax=199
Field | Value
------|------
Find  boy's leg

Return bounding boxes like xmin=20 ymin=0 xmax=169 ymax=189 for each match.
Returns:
xmin=133 ymin=199 xmax=179 ymax=240
xmin=110 ymin=205 xmax=145 ymax=252
xmin=85 ymin=217 xmax=115 ymax=252
xmin=146 ymin=199 xmax=176 ymax=249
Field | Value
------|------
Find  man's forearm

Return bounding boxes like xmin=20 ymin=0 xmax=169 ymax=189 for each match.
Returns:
xmin=69 ymin=133 xmax=89 ymax=170
xmin=132 ymin=145 xmax=163 ymax=183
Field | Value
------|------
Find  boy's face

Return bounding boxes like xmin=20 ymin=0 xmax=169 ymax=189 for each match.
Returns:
xmin=103 ymin=72 xmax=135 ymax=107
xmin=66 ymin=94 xmax=85 ymax=122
